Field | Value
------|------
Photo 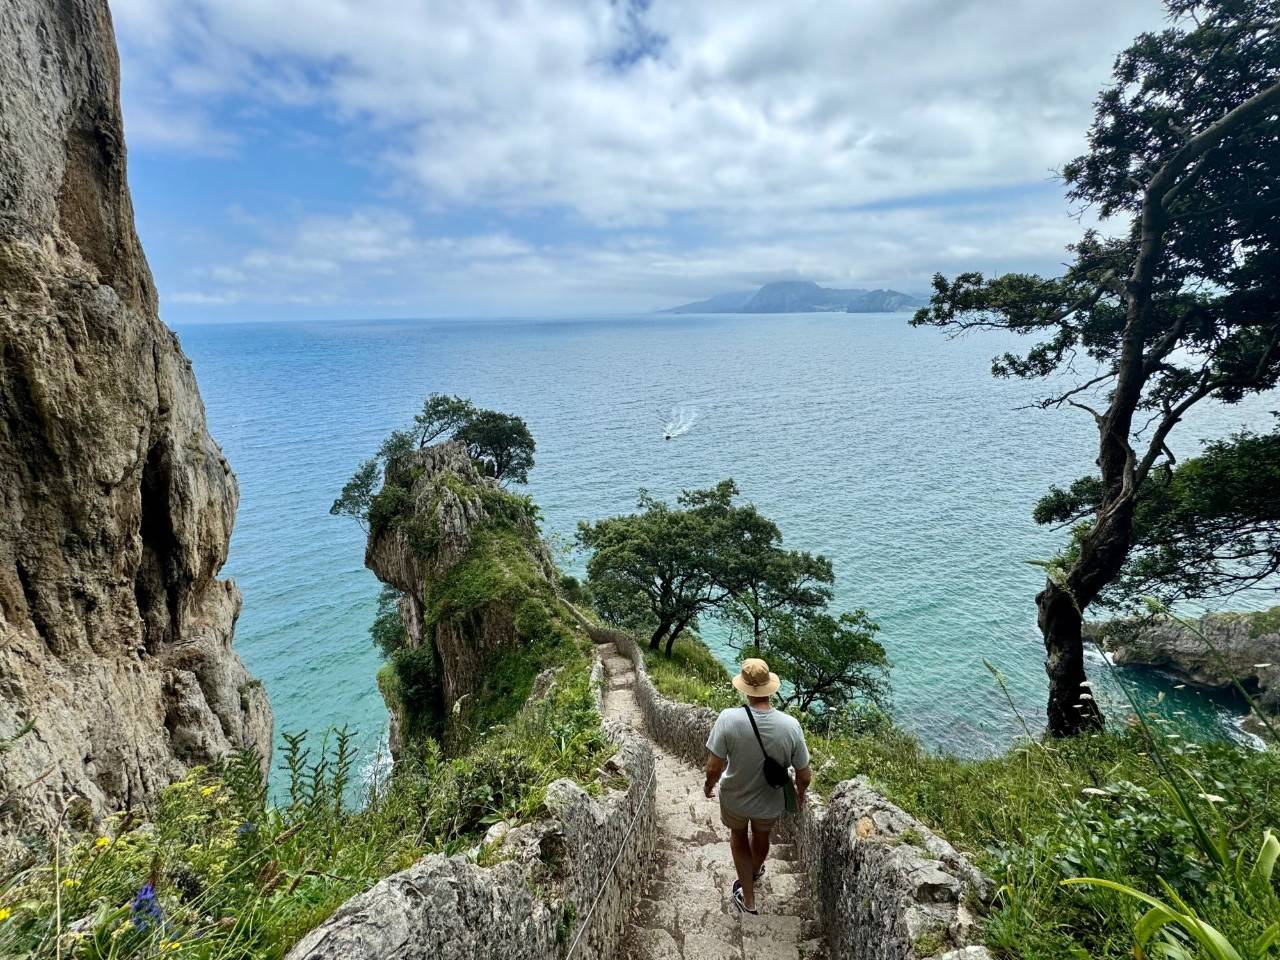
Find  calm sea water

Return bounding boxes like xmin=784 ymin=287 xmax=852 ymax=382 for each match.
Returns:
xmin=177 ymin=313 xmax=1275 ymax=781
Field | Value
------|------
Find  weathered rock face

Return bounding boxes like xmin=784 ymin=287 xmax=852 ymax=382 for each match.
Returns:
xmin=365 ymin=440 xmax=561 ymax=748
xmin=1089 ymin=609 xmax=1280 ymax=716
xmin=0 ymin=0 xmax=271 ymax=845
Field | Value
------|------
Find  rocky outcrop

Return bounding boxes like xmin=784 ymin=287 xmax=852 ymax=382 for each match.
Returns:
xmin=365 ymin=440 xmax=564 ymax=749
xmin=1089 ymin=609 xmax=1280 ymax=717
xmin=0 ymin=0 xmax=271 ymax=846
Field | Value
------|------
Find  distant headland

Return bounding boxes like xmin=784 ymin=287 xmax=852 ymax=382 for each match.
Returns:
xmin=661 ymin=280 xmax=924 ymax=314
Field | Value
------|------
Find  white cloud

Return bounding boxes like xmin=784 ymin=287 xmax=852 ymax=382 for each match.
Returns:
xmin=110 ymin=0 xmax=1169 ymax=312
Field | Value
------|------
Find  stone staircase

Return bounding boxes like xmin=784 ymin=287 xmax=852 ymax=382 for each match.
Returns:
xmin=599 ymin=644 xmax=825 ymax=960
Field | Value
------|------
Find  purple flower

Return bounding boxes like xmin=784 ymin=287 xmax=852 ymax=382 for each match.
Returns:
xmin=130 ymin=882 xmax=162 ymax=931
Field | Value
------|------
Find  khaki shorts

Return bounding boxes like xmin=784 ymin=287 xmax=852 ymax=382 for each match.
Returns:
xmin=720 ymin=805 xmax=777 ymax=832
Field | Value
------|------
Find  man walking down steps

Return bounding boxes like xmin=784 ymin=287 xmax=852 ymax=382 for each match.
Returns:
xmin=704 ymin=659 xmax=812 ymax=915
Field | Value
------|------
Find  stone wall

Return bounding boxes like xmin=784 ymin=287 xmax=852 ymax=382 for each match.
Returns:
xmin=584 ymin=618 xmax=992 ymax=960
xmin=586 ymin=624 xmax=719 ymax=767
xmin=286 ymin=699 xmax=655 ymax=960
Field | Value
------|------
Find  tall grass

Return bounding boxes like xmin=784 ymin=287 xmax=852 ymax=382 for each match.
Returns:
xmin=0 ymin=648 xmax=612 ymax=959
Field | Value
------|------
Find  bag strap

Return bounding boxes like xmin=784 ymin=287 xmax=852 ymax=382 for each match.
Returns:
xmin=743 ymin=705 xmax=774 ymax=763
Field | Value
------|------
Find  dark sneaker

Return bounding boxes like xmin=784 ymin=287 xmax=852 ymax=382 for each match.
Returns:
xmin=731 ymin=884 xmax=758 ymax=915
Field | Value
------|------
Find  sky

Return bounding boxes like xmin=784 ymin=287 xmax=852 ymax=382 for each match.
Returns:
xmin=108 ymin=0 xmax=1170 ymax=323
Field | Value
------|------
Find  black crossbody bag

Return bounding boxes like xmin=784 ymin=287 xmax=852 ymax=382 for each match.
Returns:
xmin=744 ymin=705 xmax=790 ymax=788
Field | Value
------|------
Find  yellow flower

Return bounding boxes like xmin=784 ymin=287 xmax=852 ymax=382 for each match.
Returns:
xmin=0 ymin=907 xmax=13 ymax=922
xmin=160 ymin=940 xmax=182 ymax=952
xmin=61 ymin=878 xmax=80 ymax=888
xmin=94 ymin=836 xmax=111 ymax=848
xmin=200 ymin=785 xmax=219 ymax=797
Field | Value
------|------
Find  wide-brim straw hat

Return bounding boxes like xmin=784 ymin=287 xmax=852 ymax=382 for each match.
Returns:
xmin=732 ymin=657 xmax=780 ymax=697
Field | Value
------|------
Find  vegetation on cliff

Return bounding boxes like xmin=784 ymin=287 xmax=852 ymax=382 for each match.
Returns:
xmin=0 ymin=652 xmax=609 ymax=959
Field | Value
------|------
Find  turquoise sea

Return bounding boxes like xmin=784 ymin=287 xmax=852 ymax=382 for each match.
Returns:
xmin=177 ymin=313 xmax=1275 ymax=782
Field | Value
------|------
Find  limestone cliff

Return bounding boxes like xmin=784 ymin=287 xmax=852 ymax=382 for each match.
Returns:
xmin=1089 ymin=608 xmax=1280 ymax=718
xmin=364 ymin=441 xmax=569 ymax=751
xmin=0 ymin=0 xmax=271 ymax=845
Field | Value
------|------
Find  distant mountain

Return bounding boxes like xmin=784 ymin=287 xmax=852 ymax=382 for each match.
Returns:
xmin=662 ymin=280 xmax=923 ymax=314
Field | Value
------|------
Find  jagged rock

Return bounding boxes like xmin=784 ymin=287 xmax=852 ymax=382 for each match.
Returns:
xmin=0 ymin=0 xmax=270 ymax=849
xmin=1089 ymin=609 xmax=1280 ymax=721
xmin=365 ymin=440 xmax=564 ymax=750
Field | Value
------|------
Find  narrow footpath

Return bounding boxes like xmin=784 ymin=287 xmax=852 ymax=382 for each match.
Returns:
xmin=599 ymin=642 xmax=826 ymax=960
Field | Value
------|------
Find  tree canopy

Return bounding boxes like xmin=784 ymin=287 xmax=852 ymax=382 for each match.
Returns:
xmin=764 ymin=609 xmax=889 ymax=719
xmin=911 ymin=1 xmax=1280 ymax=736
xmin=576 ymin=481 xmax=742 ymax=654
xmin=331 ymin=394 xmax=536 ymax=527
xmin=454 ymin=409 xmax=535 ymax=485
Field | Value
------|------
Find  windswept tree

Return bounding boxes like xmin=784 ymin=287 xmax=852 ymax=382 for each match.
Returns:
xmin=577 ymin=483 xmax=736 ymax=654
xmin=412 ymin=394 xmax=476 ymax=446
xmin=1040 ymin=426 xmax=1280 ymax=603
xmin=723 ymin=543 xmax=834 ymax=656
xmin=765 ymin=609 xmax=889 ymax=718
xmin=455 ymin=409 xmax=536 ymax=485
xmin=331 ymin=395 xmax=535 ymax=526
xmin=913 ymin=2 xmax=1280 ymax=736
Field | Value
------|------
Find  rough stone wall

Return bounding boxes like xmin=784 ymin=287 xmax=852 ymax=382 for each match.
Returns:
xmin=0 ymin=0 xmax=271 ymax=846
xmin=286 ymin=712 xmax=657 ymax=960
xmin=583 ymin=624 xmax=719 ymax=767
xmin=585 ymin=617 xmax=993 ymax=960
xmin=785 ymin=780 xmax=992 ymax=960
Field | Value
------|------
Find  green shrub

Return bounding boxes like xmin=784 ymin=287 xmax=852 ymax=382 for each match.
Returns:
xmin=0 ymin=644 xmax=612 ymax=960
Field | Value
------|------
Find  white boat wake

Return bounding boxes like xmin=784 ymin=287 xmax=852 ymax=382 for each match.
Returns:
xmin=663 ymin=405 xmax=698 ymax=440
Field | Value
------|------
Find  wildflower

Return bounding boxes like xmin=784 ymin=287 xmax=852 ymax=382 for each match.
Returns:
xmin=131 ymin=882 xmax=163 ymax=932
xmin=0 ymin=907 xmax=12 ymax=922
xmin=94 ymin=836 xmax=111 ymax=848
xmin=61 ymin=878 xmax=80 ymax=888
xmin=160 ymin=940 xmax=182 ymax=952
xmin=200 ymin=785 xmax=219 ymax=797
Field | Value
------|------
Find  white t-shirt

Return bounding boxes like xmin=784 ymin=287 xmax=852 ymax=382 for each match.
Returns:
xmin=707 ymin=704 xmax=810 ymax=818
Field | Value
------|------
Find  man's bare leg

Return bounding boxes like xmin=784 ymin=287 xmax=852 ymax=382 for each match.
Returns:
xmin=729 ymin=826 xmax=756 ymax=910
xmin=750 ymin=826 xmax=771 ymax=875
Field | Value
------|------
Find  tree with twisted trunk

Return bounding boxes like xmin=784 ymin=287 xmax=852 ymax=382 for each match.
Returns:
xmin=914 ymin=1 xmax=1280 ymax=736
